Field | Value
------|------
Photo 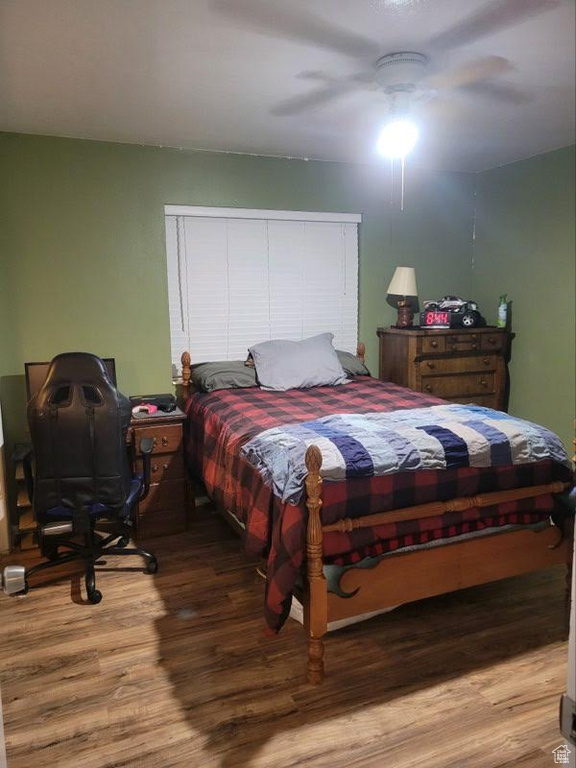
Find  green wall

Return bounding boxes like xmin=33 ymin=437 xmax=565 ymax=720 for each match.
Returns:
xmin=0 ymin=131 xmax=475 ymax=451
xmin=473 ymin=146 xmax=575 ymax=450
xmin=0 ymin=130 xmax=572 ymax=508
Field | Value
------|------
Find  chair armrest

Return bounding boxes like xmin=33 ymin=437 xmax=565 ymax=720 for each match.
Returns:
xmin=12 ymin=442 xmax=34 ymax=504
xmin=138 ymin=437 xmax=155 ymax=501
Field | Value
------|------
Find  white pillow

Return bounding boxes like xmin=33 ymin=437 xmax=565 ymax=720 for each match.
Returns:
xmin=249 ymin=333 xmax=348 ymax=391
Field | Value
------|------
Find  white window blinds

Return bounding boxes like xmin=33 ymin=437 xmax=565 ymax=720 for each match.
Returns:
xmin=164 ymin=207 xmax=360 ymax=366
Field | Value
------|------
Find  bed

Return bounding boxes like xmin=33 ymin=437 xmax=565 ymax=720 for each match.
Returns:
xmin=179 ymin=346 xmax=574 ymax=684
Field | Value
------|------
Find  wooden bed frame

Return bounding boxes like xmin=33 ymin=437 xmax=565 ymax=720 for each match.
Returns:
xmin=179 ymin=345 xmax=574 ymax=685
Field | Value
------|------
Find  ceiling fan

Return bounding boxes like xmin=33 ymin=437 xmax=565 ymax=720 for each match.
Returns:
xmin=213 ymin=0 xmax=563 ymax=157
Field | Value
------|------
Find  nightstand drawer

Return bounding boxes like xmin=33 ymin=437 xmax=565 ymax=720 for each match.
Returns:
xmin=419 ymin=355 xmax=497 ymax=375
xmin=481 ymin=333 xmax=504 ymax=352
xmin=133 ymin=424 xmax=183 ymax=455
xmin=136 ymin=452 xmax=184 ymax=482
xmin=420 ymin=373 xmax=495 ymax=398
xmin=138 ymin=479 xmax=186 ymax=514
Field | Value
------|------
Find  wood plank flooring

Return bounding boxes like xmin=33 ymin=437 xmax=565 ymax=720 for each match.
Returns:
xmin=0 ymin=508 xmax=571 ymax=768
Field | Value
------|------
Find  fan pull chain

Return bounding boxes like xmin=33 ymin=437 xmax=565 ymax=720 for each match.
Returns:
xmin=388 ymin=158 xmax=408 ymax=211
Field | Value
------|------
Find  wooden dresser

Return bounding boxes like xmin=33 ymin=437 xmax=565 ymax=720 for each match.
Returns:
xmin=129 ymin=409 xmax=192 ymax=538
xmin=377 ymin=327 xmax=512 ymax=410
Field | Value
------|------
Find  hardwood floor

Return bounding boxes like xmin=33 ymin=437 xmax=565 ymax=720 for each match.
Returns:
xmin=0 ymin=508 xmax=571 ymax=768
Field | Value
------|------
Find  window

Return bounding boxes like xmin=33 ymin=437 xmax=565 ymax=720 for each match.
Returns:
xmin=164 ymin=206 xmax=360 ymax=366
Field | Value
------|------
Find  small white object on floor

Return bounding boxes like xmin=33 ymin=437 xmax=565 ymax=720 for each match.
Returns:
xmin=289 ymin=596 xmax=399 ymax=633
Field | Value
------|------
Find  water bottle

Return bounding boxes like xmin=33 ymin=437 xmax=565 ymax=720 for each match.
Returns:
xmin=497 ymin=294 xmax=507 ymax=328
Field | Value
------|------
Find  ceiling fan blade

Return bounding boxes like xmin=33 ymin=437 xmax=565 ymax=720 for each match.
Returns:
xmin=425 ymin=56 xmax=513 ymax=90
xmin=212 ymin=0 xmax=381 ymax=59
xmin=459 ymin=80 xmax=531 ymax=105
xmin=429 ymin=0 xmax=563 ymax=50
xmin=420 ymin=97 xmax=467 ymax=121
xmin=271 ymin=82 xmax=361 ymax=116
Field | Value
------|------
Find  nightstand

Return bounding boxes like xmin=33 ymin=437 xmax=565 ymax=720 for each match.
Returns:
xmin=129 ymin=408 xmax=192 ymax=538
xmin=377 ymin=326 xmax=512 ymax=410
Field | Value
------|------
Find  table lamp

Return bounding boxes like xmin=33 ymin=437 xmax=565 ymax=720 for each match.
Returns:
xmin=386 ymin=266 xmax=419 ymax=328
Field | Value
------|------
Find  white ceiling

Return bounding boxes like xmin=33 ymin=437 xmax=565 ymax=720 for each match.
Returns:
xmin=0 ymin=0 xmax=574 ymax=172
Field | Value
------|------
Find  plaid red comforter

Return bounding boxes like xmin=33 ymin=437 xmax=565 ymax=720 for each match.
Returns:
xmin=185 ymin=378 xmax=572 ymax=632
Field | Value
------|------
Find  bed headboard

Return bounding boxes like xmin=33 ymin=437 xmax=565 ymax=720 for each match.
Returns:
xmin=177 ymin=342 xmax=366 ymax=396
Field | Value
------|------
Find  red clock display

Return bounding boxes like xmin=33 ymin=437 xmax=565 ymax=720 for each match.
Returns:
xmin=423 ymin=310 xmax=451 ymax=327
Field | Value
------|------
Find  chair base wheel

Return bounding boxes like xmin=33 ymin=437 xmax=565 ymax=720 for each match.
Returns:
xmin=88 ymin=589 xmax=102 ymax=604
xmin=145 ymin=558 xmax=158 ymax=575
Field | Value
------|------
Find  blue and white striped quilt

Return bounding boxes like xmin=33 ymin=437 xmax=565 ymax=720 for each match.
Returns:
xmin=240 ymin=404 xmax=571 ymax=504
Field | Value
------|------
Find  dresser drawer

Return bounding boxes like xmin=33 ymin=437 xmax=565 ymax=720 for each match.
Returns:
xmin=419 ymin=355 xmax=497 ymax=375
xmin=481 ymin=333 xmax=505 ymax=352
xmin=138 ymin=479 xmax=186 ymax=514
xmin=420 ymin=336 xmax=445 ymax=354
xmin=420 ymin=373 xmax=495 ymax=398
xmin=445 ymin=334 xmax=481 ymax=352
xmin=133 ymin=424 xmax=183 ymax=455
xmin=136 ymin=452 xmax=184 ymax=482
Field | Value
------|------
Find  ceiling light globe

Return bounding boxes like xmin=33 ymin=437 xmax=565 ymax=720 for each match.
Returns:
xmin=377 ymin=119 xmax=419 ymax=159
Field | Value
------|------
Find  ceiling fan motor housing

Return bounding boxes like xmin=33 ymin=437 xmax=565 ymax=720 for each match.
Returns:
xmin=375 ymin=52 xmax=429 ymax=93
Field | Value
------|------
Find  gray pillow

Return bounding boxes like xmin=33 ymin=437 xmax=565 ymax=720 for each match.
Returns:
xmin=336 ymin=350 xmax=371 ymax=377
xmin=249 ymin=333 xmax=348 ymax=391
xmin=191 ymin=361 xmax=257 ymax=392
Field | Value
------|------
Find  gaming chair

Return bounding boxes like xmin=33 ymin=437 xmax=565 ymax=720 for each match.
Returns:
xmin=1 ymin=353 xmax=157 ymax=603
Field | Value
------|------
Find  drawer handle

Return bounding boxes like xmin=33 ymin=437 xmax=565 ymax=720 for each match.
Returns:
xmin=487 ymin=337 xmax=497 ymax=344
xmin=152 ymin=464 xmax=159 ymax=473
xmin=424 ymin=384 xmax=433 ymax=393
xmin=162 ymin=436 xmax=169 ymax=446
xmin=480 ymin=379 xmax=488 ymax=387
xmin=483 ymin=357 xmax=490 ymax=365
xmin=471 ymin=343 xmax=478 ymax=350
xmin=430 ymin=340 xmax=438 ymax=348
xmin=426 ymin=361 xmax=436 ymax=370
xmin=163 ymin=463 xmax=169 ymax=471
xmin=153 ymin=438 xmax=158 ymax=446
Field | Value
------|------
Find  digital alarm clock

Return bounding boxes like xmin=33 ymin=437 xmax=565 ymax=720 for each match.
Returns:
xmin=421 ymin=310 xmax=451 ymax=328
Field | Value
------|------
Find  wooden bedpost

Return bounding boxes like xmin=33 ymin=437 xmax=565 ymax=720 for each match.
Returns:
xmin=181 ymin=351 xmax=191 ymax=391
xmin=304 ymin=445 xmax=328 ymax=685
xmin=356 ymin=341 xmax=366 ymax=364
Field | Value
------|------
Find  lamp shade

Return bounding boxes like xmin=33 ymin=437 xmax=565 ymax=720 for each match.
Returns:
xmin=386 ymin=266 xmax=417 ymax=298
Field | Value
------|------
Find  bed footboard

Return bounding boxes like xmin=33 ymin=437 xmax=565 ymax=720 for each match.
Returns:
xmin=302 ymin=443 xmax=572 ymax=685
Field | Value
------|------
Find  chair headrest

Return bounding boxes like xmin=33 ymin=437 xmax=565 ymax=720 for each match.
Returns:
xmin=38 ymin=353 xmax=116 ymax=407
xmin=44 ymin=352 xmax=113 ymax=386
